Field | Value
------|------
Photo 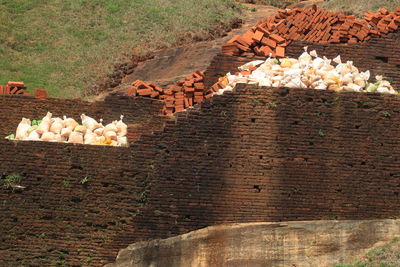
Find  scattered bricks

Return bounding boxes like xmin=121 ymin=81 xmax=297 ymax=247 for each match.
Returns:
xmin=184 ymin=86 xmax=195 ymax=93
xmin=194 ymin=83 xmax=205 ymax=90
xmin=174 ymin=105 xmax=184 ymax=112
xmin=221 ymin=7 xmax=400 ymax=58
xmin=127 ymin=87 xmax=136 ymax=96
xmin=253 ymin=46 xmax=264 ymax=57
xmin=260 ymin=45 xmax=274 ymax=57
xmin=235 ymin=36 xmax=251 ymax=47
xmin=184 ymin=80 xmax=193 ymax=87
xmin=165 ymin=101 xmax=174 ymax=108
xmin=234 ymin=42 xmax=251 ymax=52
xmin=4 ymin=86 xmax=10 ymax=95
xmin=388 ymin=20 xmax=398 ymax=31
xmin=175 ymin=92 xmax=184 ymax=98
xmin=194 ymin=71 xmax=204 ymax=79
xmin=174 ymin=99 xmax=185 ymax=106
xmin=261 ymin=37 xmax=277 ymax=48
xmin=7 ymin=81 xmax=25 ymax=88
xmin=164 ymin=88 xmax=174 ymax=95
xmin=34 ymin=89 xmax=47 ymax=99
xmin=150 ymin=91 xmax=160 ymax=98
xmin=128 ymin=71 xmax=209 ymax=115
xmin=137 ymin=88 xmax=153 ymax=96
xmin=256 ymin=25 xmax=269 ymax=34
xmin=193 ymin=96 xmax=204 ymax=103
xmin=275 ymin=46 xmax=285 ymax=57
xmin=10 ymin=87 xmax=19 ymax=95
xmin=252 ymin=30 xmax=264 ymax=42
xmin=380 ymin=8 xmax=389 ymax=15
xmin=348 ymin=38 xmax=358 ymax=44
xmin=270 ymin=34 xmax=285 ymax=43
xmin=204 ymin=92 xmax=213 ymax=99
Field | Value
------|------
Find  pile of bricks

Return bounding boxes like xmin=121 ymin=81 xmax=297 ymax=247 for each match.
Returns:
xmin=0 ymin=81 xmax=30 ymax=96
xmin=128 ymin=72 xmax=208 ymax=114
xmin=0 ymin=81 xmax=48 ymax=99
xmin=222 ymin=6 xmax=400 ymax=57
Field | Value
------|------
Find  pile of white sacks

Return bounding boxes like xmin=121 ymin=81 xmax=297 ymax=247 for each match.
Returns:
xmin=10 ymin=112 xmax=128 ymax=147
xmin=215 ymin=47 xmax=396 ymax=95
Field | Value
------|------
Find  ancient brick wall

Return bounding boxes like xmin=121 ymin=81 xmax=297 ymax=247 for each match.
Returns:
xmin=1 ymin=85 xmax=400 ymax=266
xmin=0 ymin=95 xmax=166 ymax=142
xmin=205 ymin=32 xmax=400 ymax=90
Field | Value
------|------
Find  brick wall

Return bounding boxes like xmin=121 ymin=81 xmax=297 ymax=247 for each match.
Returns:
xmin=0 ymin=95 xmax=167 ymax=142
xmin=1 ymin=84 xmax=400 ymax=266
xmin=205 ymin=32 xmax=400 ymax=90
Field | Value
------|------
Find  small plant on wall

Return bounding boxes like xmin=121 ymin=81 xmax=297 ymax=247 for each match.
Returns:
xmin=1 ymin=173 xmax=25 ymax=192
xmin=80 ymin=176 xmax=89 ymax=185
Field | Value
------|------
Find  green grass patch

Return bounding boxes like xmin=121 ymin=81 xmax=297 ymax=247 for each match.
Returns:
xmin=0 ymin=0 xmax=242 ymax=98
xmin=334 ymin=238 xmax=400 ymax=267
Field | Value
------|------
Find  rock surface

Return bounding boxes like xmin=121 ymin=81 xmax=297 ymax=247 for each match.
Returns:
xmin=105 ymin=219 xmax=400 ymax=267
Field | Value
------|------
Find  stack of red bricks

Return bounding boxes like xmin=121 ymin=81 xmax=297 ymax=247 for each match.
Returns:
xmin=0 ymin=81 xmax=31 ymax=96
xmin=222 ymin=6 xmax=400 ymax=57
xmin=128 ymin=71 xmax=207 ymax=114
xmin=364 ymin=7 xmax=400 ymax=34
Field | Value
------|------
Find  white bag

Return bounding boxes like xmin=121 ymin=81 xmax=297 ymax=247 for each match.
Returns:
xmin=61 ymin=127 xmax=72 ymax=138
xmin=36 ymin=120 xmax=51 ymax=135
xmin=81 ymin=114 xmax=101 ymax=131
xmin=84 ymin=129 xmax=97 ymax=144
xmin=104 ymin=130 xmax=117 ymax=141
xmin=27 ymin=130 xmax=41 ymax=141
xmin=116 ymin=115 xmax=127 ymax=137
xmin=50 ymin=118 xmax=64 ymax=135
xmin=41 ymin=132 xmax=55 ymax=142
xmin=42 ymin=112 xmax=53 ymax=123
xmin=63 ymin=116 xmax=79 ymax=129
xmin=16 ymin=118 xmax=32 ymax=140
xmin=68 ymin=132 xmax=83 ymax=144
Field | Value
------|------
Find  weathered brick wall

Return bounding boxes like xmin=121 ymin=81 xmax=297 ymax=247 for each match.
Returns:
xmin=0 ymin=94 xmax=167 ymax=142
xmin=205 ymin=32 xmax=400 ymax=90
xmin=1 ymin=85 xmax=400 ymax=266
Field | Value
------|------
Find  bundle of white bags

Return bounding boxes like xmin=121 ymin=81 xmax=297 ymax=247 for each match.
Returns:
xmin=215 ymin=47 xmax=396 ymax=95
xmin=11 ymin=112 xmax=128 ymax=147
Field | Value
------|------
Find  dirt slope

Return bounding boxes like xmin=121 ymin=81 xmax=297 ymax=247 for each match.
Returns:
xmin=94 ymin=1 xmax=324 ymax=101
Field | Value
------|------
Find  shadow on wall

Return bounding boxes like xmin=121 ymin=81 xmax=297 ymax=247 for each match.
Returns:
xmin=273 ymin=88 xmax=400 ymax=220
xmin=2 ymin=85 xmax=400 ymax=266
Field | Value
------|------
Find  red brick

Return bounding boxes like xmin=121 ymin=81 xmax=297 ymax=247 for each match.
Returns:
xmin=34 ymin=88 xmax=47 ymax=99
xmin=275 ymin=46 xmax=285 ymax=57
xmin=261 ymin=37 xmax=277 ymax=48
xmin=269 ymin=34 xmax=285 ymax=43
xmin=252 ymin=30 xmax=264 ymax=42
xmin=194 ymin=83 xmax=205 ymax=90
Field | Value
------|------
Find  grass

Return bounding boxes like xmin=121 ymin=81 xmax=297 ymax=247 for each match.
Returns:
xmin=323 ymin=0 xmax=400 ymax=18
xmin=334 ymin=237 xmax=400 ymax=267
xmin=0 ymin=0 xmax=242 ymax=98
xmin=237 ymin=0 xmax=299 ymax=8
xmin=1 ymin=173 xmax=22 ymax=189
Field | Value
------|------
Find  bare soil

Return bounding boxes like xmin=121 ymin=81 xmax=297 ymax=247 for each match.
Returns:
xmin=94 ymin=1 xmax=324 ymax=101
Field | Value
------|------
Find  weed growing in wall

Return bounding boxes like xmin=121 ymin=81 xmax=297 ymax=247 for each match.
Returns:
xmin=1 ymin=173 xmax=24 ymax=192
xmin=80 ymin=176 xmax=89 ymax=185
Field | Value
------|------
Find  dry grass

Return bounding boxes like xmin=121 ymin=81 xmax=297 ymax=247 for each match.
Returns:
xmin=237 ymin=0 xmax=299 ymax=8
xmin=323 ymin=0 xmax=400 ymax=17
